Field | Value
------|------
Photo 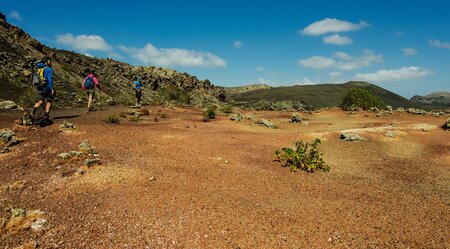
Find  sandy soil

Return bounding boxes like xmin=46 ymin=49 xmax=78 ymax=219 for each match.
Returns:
xmin=0 ymin=106 xmax=449 ymax=248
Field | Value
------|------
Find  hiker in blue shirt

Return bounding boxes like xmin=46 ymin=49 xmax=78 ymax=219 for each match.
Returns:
xmin=31 ymin=56 xmax=54 ymax=120
xmin=133 ymin=76 xmax=142 ymax=107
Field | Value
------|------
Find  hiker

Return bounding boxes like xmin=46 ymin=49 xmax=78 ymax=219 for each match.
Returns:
xmin=82 ymin=69 xmax=100 ymax=112
xmin=133 ymin=76 xmax=142 ymax=107
xmin=30 ymin=56 xmax=54 ymax=121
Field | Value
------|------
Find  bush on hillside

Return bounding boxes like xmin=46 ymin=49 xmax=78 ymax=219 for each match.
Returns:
xmin=203 ymin=106 xmax=217 ymax=119
xmin=105 ymin=114 xmax=120 ymax=124
xmin=274 ymin=138 xmax=330 ymax=173
xmin=341 ymin=88 xmax=384 ymax=111
xmin=220 ymin=104 xmax=234 ymax=114
xmin=158 ymin=84 xmax=191 ymax=105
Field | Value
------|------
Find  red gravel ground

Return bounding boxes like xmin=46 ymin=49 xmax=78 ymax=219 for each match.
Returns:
xmin=0 ymin=106 xmax=449 ymax=248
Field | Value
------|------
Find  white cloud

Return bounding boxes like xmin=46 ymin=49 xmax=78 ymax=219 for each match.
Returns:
xmin=118 ymin=43 xmax=227 ymax=68
xmin=233 ymin=41 xmax=243 ymax=49
xmin=9 ymin=10 xmax=23 ymax=21
xmin=336 ymin=50 xmax=383 ymax=71
xmin=298 ymin=56 xmax=336 ymax=69
xmin=84 ymin=53 xmax=94 ymax=57
xmin=296 ymin=77 xmax=320 ymax=85
xmin=299 ymin=50 xmax=383 ymax=71
xmin=56 ymin=33 xmax=112 ymax=52
xmin=429 ymin=39 xmax=450 ymax=49
xmin=402 ymin=48 xmax=417 ymax=56
xmin=257 ymin=78 xmax=271 ymax=84
xmin=256 ymin=67 xmax=265 ymax=72
xmin=329 ymin=71 xmax=343 ymax=78
xmin=333 ymin=51 xmax=352 ymax=60
xmin=300 ymin=18 xmax=369 ymax=36
xmin=355 ymin=66 xmax=432 ymax=83
xmin=323 ymin=34 xmax=353 ymax=45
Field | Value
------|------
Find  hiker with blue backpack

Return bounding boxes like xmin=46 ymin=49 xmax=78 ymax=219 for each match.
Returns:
xmin=30 ymin=56 xmax=54 ymax=122
xmin=82 ymin=69 xmax=100 ymax=113
xmin=133 ymin=75 xmax=142 ymax=107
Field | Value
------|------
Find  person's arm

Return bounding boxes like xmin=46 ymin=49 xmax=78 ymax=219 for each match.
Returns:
xmin=133 ymin=82 xmax=138 ymax=91
xmin=45 ymin=68 xmax=53 ymax=91
xmin=94 ymin=77 xmax=100 ymax=89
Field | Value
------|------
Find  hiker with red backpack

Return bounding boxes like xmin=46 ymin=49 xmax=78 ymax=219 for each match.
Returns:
xmin=30 ymin=56 xmax=54 ymax=122
xmin=82 ymin=69 xmax=100 ymax=113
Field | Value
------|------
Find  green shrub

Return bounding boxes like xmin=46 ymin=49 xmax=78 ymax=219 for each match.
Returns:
xmin=341 ymin=88 xmax=384 ymax=111
xmin=220 ymin=104 xmax=234 ymax=114
xmin=127 ymin=115 xmax=140 ymax=122
xmin=158 ymin=84 xmax=191 ymax=105
xmin=105 ymin=114 xmax=120 ymax=124
xmin=203 ymin=106 xmax=217 ymax=119
xmin=274 ymin=138 xmax=330 ymax=173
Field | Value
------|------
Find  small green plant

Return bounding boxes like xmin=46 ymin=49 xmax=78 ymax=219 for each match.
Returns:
xmin=127 ymin=115 xmax=140 ymax=122
xmin=220 ymin=104 xmax=234 ymax=114
xmin=105 ymin=114 xmax=120 ymax=124
xmin=274 ymin=138 xmax=330 ymax=173
xmin=203 ymin=106 xmax=217 ymax=119
xmin=341 ymin=88 xmax=384 ymax=111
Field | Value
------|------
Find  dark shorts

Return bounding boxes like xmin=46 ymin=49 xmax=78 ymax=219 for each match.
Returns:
xmin=36 ymin=86 xmax=54 ymax=102
xmin=85 ymin=89 xmax=95 ymax=96
xmin=135 ymin=89 xmax=142 ymax=98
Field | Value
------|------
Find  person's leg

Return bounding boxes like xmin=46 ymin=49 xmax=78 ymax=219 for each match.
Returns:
xmin=136 ymin=90 xmax=142 ymax=106
xmin=87 ymin=92 xmax=93 ymax=111
xmin=44 ymin=101 xmax=52 ymax=117
xmin=31 ymin=99 xmax=43 ymax=117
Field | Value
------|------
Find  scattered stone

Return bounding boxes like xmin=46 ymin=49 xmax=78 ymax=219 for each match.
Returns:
xmin=396 ymin=107 xmax=405 ymax=112
xmin=56 ymin=151 xmax=83 ymax=160
xmin=406 ymin=108 xmax=428 ymax=115
xmin=230 ymin=113 xmax=243 ymax=121
xmin=256 ymin=119 xmax=278 ymax=129
xmin=149 ymin=176 xmax=156 ymax=181
xmin=78 ymin=140 xmax=97 ymax=154
xmin=20 ymin=112 xmax=33 ymax=126
xmin=386 ymin=105 xmax=393 ymax=112
xmin=385 ymin=130 xmax=396 ymax=138
xmin=202 ymin=118 xmax=210 ymax=122
xmin=126 ymin=109 xmax=137 ymax=115
xmin=443 ymin=118 xmax=450 ymax=130
xmin=369 ymin=107 xmax=380 ymax=112
xmin=244 ymin=114 xmax=256 ymax=121
xmin=1 ymin=146 xmax=11 ymax=153
xmin=340 ymin=133 xmax=367 ymax=141
xmin=0 ymin=129 xmax=23 ymax=153
xmin=291 ymin=112 xmax=303 ymax=123
xmin=31 ymin=218 xmax=47 ymax=231
xmin=0 ymin=100 xmax=18 ymax=110
xmin=0 ymin=129 xmax=15 ymax=143
xmin=84 ymin=158 xmax=101 ymax=167
xmin=59 ymin=120 xmax=76 ymax=131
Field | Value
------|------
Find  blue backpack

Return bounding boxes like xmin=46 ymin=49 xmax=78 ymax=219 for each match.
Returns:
xmin=84 ymin=76 xmax=94 ymax=89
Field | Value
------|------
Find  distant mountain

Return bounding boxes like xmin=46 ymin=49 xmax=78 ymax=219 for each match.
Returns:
xmin=410 ymin=91 xmax=450 ymax=109
xmin=0 ymin=13 xmax=223 ymax=107
xmin=227 ymin=81 xmax=421 ymax=109
xmin=224 ymin=84 xmax=272 ymax=94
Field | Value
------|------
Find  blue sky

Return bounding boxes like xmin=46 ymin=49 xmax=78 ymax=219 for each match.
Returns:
xmin=3 ymin=0 xmax=450 ymax=98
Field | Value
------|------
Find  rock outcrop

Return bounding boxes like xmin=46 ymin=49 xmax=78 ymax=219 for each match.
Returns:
xmin=0 ymin=13 xmax=224 ymax=108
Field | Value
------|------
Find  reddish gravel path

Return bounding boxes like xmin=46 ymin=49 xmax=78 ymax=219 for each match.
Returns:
xmin=1 ymin=107 xmax=449 ymax=248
